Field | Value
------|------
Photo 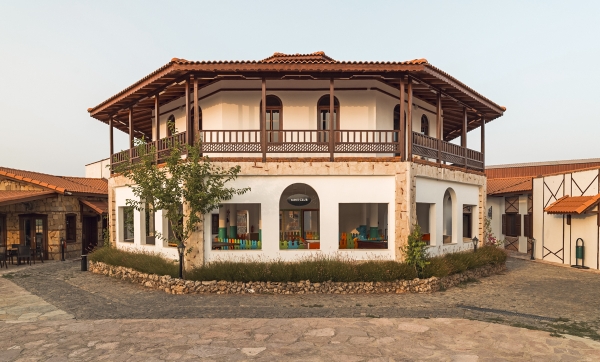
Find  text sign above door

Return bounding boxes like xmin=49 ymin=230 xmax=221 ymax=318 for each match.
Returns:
xmin=287 ymin=194 xmax=311 ymax=207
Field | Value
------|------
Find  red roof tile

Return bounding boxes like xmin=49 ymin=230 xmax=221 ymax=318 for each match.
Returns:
xmin=0 ymin=167 xmax=107 ymax=195
xmin=79 ymin=199 xmax=108 ymax=214
xmin=487 ymin=177 xmax=533 ymax=195
xmin=0 ymin=190 xmax=57 ymax=207
xmin=544 ymin=194 xmax=600 ymax=214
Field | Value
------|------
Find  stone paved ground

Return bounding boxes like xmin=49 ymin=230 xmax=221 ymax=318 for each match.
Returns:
xmin=1 ymin=257 xmax=600 ymax=360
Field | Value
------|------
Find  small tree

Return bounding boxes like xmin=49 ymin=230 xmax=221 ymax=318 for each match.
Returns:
xmin=483 ymin=217 xmax=503 ymax=247
xmin=113 ymin=126 xmax=249 ymax=273
xmin=400 ymin=224 xmax=429 ymax=277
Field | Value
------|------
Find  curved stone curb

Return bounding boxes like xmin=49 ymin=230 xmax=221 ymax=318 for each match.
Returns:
xmin=88 ymin=261 xmax=506 ymax=295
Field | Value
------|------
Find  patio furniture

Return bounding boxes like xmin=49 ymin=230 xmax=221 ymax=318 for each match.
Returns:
xmin=17 ymin=245 xmax=31 ymax=266
xmin=32 ymin=243 xmax=44 ymax=264
xmin=8 ymin=244 xmax=19 ymax=265
xmin=0 ymin=247 xmax=7 ymax=268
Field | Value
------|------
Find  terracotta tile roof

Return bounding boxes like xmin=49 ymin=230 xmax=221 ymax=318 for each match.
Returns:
xmin=79 ymin=199 xmax=108 ymax=214
xmin=487 ymin=177 xmax=533 ymax=195
xmin=0 ymin=167 xmax=107 ymax=195
xmin=0 ymin=190 xmax=57 ymax=207
xmin=544 ymin=194 xmax=600 ymax=215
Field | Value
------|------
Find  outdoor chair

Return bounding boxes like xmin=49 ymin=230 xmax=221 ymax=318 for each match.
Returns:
xmin=17 ymin=245 xmax=31 ymax=266
xmin=0 ymin=247 xmax=7 ymax=268
xmin=9 ymin=244 xmax=19 ymax=265
xmin=32 ymin=244 xmax=44 ymax=264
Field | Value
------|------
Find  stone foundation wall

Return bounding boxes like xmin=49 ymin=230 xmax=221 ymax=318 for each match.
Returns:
xmin=89 ymin=260 xmax=506 ymax=295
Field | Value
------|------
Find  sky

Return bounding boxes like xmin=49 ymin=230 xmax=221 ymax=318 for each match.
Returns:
xmin=0 ymin=0 xmax=599 ymax=176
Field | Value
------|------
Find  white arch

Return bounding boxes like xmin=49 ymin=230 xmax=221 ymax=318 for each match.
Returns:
xmin=443 ymin=188 xmax=458 ymax=244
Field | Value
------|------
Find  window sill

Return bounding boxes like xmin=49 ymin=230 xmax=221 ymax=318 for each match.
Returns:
xmin=122 ymin=239 xmax=134 ymax=243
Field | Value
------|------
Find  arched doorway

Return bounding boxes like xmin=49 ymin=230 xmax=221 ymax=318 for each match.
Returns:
xmin=279 ymin=183 xmax=320 ymax=249
xmin=443 ymin=188 xmax=456 ymax=244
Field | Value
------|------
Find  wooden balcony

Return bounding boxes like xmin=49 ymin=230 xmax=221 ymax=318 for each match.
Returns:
xmin=111 ymin=129 xmax=483 ymax=172
xmin=411 ymin=132 xmax=483 ymax=171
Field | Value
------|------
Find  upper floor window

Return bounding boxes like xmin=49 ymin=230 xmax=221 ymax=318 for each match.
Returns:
xmin=261 ymin=95 xmax=282 ymax=142
xmin=317 ymin=95 xmax=339 ymax=142
xmin=166 ymin=115 xmax=175 ymax=137
xmin=421 ymin=115 xmax=429 ymax=135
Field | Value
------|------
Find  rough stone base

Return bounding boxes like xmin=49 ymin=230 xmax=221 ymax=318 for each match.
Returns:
xmin=89 ymin=261 xmax=506 ymax=295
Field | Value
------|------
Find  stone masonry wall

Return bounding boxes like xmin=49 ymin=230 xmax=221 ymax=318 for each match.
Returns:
xmin=0 ymin=179 xmax=105 ymax=260
xmin=89 ymin=260 xmax=506 ymax=295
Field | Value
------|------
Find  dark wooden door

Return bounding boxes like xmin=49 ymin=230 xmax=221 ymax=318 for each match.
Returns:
xmin=19 ymin=214 xmax=48 ymax=259
xmin=82 ymin=216 xmax=98 ymax=254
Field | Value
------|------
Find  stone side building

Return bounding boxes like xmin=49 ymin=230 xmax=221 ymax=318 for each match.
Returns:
xmin=0 ymin=167 xmax=108 ymax=260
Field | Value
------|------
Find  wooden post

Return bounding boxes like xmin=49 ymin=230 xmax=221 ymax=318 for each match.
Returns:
xmin=462 ymin=107 xmax=467 ymax=169
xmin=436 ymin=91 xmax=442 ymax=163
xmin=399 ymin=79 xmax=405 ymax=161
xmin=481 ymin=115 xmax=485 ymax=169
xmin=193 ymin=76 xmax=199 ymax=147
xmin=185 ymin=78 xmax=190 ymax=146
xmin=329 ymin=78 xmax=335 ymax=162
xmin=109 ymin=117 xmax=114 ymax=169
xmin=155 ymin=95 xmax=160 ymax=141
xmin=407 ymin=79 xmax=413 ymax=162
xmin=261 ymin=78 xmax=266 ymax=162
xmin=128 ymin=108 xmax=134 ymax=160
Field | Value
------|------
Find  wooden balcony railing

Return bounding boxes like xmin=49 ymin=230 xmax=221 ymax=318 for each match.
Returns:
xmin=110 ymin=129 xmax=483 ymax=171
xmin=411 ymin=132 xmax=483 ymax=171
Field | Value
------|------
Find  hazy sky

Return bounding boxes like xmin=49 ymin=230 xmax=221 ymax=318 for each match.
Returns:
xmin=1 ymin=1 xmax=599 ymax=176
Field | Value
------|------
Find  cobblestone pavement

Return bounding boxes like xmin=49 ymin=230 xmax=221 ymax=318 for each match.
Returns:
xmin=2 ymin=258 xmax=600 ymax=360
xmin=1 ymin=317 xmax=599 ymax=361
xmin=4 ymin=258 xmax=600 ymax=329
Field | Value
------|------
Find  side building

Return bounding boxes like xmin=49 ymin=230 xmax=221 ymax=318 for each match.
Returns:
xmin=0 ymin=167 xmax=108 ymax=260
xmin=87 ymin=51 xmax=506 ymax=267
xmin=486 ymin=158 xmax=600 ymax=269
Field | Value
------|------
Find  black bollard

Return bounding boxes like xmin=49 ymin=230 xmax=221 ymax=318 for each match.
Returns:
xmin=81 ymin=255 xmax=88 ymax=271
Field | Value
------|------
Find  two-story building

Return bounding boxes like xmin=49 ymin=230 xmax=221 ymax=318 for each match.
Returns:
xmin=88 ymin=52 xmax=505 ymax=268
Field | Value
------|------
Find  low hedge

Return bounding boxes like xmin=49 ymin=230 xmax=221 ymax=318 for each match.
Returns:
xmin=89 ymin=245 xmax=506 ymax=283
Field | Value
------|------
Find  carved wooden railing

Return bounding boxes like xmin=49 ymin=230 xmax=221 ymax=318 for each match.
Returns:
xmin=412 ymin=132 xmax=483 ymax=171
xmin=111 ymin=132 xmax=188 ymax=171
xmin=335 ymin=130 xmax=400 ymax=153
xmin=157 ymin=132 xmax=187 ymax=162
xmin=199 ymin=130 xmax=261 ymax=153
xmin=266 ymin=130 xmax=329 ymax=152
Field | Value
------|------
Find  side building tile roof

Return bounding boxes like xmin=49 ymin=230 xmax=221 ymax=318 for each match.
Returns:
xmin=0 ymin=167 xmax=107 ymax=195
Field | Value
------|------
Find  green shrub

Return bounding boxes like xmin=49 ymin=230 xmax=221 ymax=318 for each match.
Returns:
xmin=400 ymin=224 xmax=429 ymax=277
xmin=89 ymin=247 xmax=178 ymax=277
xmin=90 ymin=245 xmax=506 ymax=283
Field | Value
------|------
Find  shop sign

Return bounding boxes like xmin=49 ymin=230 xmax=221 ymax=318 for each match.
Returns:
xmin=287 ymin=194 xmax=311 ymax=206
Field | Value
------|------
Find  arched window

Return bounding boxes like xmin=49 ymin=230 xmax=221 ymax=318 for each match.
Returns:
xmin=317 ymin=95 xmax=340 ymax=142
xmin=261 ymin=95 xmax=282 ymax=142
xmin=166 ymin=115 xmax=175 ymax=137
xmin=443 ymin=188 xmax=456 ymax=244
xmin=279 ymin=183 xmax=320 ymax=250
xmin=421 ymin=114 xmax=429 ymax=135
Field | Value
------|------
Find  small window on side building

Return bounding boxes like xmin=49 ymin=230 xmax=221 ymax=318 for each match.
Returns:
xmin=66 ymin=214 xmax=77 ymax=243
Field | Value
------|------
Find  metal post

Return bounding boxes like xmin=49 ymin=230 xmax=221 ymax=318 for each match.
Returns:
xmin=81 ymin=254 xmax=88 ymax=271
xmin=530 ymin=238 xmax=535 ymax=260
xmin=60 ymin=238 xmax=65 ymax=261
xmin=178 ymin=252 xmax=184 ymax=279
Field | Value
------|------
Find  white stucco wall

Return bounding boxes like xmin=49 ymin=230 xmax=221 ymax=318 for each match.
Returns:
xmin=85 ymin=159 xmax=110 ymax=179
xmin=415 ymin=176 xmax=479 ymax=255
xmin=533 ymin=168 xmax=600 ymax=269
xmin=203 ymin=175 xmax=396 ymax=262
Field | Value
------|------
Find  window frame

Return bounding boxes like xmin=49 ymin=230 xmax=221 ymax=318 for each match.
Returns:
xmin=421 ymin=114 xmax=429 ymax=135
xmin=65 ymin=213 xmax=77 ymax=243
xmin=145 ymin=202 xmax=156 ymax=245
xmin=122 ymin=206 xmax=135 ymax=243
xmin=166 ymin=114 xmax=176 ymax=137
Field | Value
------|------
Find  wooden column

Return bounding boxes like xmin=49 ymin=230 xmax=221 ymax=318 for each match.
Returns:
xmin=406 ymin=79 xmax=413 ymax=161
xmin=399 ymin=79 xmax=405 ymax=161
xmin=128 ymin=108 xmax=134 ymax=160
xmin=109 ymin=117 xmax=114 ymax=168
xmin=193 ymin=76 xmax=199 ymax=146
xmin=436 ymin=91 xmax=442 ymax=163
xmin=481 ymin=115 xmax=485 ymax=169
xmin=329 ymin=78 xmax=335 ymax=162
xmin=261 ymin=78 xmax=266 ymax=162
xmin=155 ymin=95 xmax=160 ymax=141
xmin=462 ymin=107 xmax=467 ymax=169
xmin=185 ymin=78 xmax=191 ymax=146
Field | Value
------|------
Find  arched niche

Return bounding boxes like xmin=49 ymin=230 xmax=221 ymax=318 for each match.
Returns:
xmin=443 ymin=188 xmax=457 ymax=244
xmin=279 ymin=183 xmax=320 ymax=249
